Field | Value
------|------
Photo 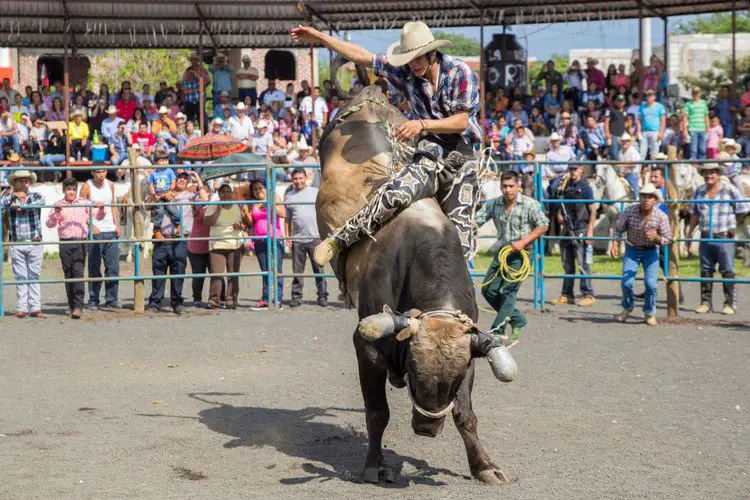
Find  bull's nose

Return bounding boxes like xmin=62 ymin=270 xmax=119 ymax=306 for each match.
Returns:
xmin=412 ymin=412 xmax=445 ymax=438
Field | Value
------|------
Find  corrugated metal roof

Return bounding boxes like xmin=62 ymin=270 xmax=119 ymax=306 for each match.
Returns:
xmin=0 ymin=0 xmax=745 ymax=49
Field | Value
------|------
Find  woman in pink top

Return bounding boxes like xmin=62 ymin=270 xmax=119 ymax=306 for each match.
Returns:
xmin=242 ymin=179 xmax=286 ymax=309
xmin=706 ymin=116 xmax=724 ymax=159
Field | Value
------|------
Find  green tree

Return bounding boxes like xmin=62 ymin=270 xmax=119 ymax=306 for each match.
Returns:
xmin=433 ymin=31 xmax=480 ymax=57
xmin=673 ymin=12 xmax=750 ymax=35
xmin=88 ymin=49 xmax=192 ymax=93
xmin=528 ymin=54 xmax=570 ymax=89
xmin=679 ymin=54 xmax=750 ymax=98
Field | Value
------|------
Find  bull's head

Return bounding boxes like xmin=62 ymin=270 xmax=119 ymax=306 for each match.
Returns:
xmin=358 ymin=309 xmax=516 ymax=437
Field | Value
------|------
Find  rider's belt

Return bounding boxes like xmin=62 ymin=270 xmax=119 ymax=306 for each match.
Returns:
xmin=629 ymin=243 xmax=657 ymax=251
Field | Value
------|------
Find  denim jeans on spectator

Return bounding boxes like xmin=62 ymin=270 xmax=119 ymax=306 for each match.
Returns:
xmin=0 ymin=134 xmax=21 ymax=153
xmin=621 ymin=245 xmax=660 ymax=315
xmin=148 ymin=240 xmax=187 ymax=310
xmin=625 ymin=172 xmax=640 ymax=199
xmin=689 ymin=131 xmax=706 ymax=160
xmin=609 ymin=135 xmax=621 ymax=160
xmin=39 ymin=153 xmax=66 ymax=181
xmin=254 ymin=239 xmax=284 ymax=303
xmin=739 ymin=137 xmax=750 ymax=158
xmin=639 ymin=131 xmax=661 ymax=160
xmin=291 ymin=241 xmax=328 ymax=301
xmin=88 ymin=231 xmax=120 ymax=307
xmin=698 ymin=240 xmax=736 ymax=309
xmin=110 ymin=154 xmax=127 ymax=166
xmin=152 ymin=200 xmax=181 ymax=232
xmin=560 ymin=234 xmax=594 ymax=299
xmin=10 ymin=244 xmax=43 ymax=313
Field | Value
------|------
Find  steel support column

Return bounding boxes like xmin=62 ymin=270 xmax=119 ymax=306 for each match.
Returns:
xmin=479 ymin=12 xmax=486 ymax=152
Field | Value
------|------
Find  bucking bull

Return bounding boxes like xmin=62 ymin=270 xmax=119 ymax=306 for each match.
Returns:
xmin=316 ymin=73 xmax=513 ymax=484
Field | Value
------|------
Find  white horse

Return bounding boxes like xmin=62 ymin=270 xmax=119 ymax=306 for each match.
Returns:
xmin=592 ymin=163 xmax=630 ymax=253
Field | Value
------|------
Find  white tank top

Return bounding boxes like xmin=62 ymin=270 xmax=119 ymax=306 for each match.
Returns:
xmin=86 ymin=179 xmax=116 ymax=232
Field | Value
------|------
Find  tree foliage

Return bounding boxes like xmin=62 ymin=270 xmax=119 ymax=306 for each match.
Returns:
xmin=673 ymin=12 xmax=750 ymax=35
xmin=528 ymin=53 xmax=570 ymax=88
xmin=678 ymin=54 xmax=750 ymax=98
xmin=433 ymin=31 xmax=480 ymax=57
xmin=88 ymin=49 xmax=192 ymax=92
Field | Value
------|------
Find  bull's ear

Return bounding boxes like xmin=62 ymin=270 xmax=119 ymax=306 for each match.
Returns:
xmin=382 ymin=304 xmax=394 ymax=314
xmin=406 ymin=309 xmax=422 ymax=318
xmin=395 ymin=327 xmax=413 ymax=341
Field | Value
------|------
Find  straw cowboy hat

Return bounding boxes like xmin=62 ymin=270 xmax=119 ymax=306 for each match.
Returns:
xmin=8 ymin=152 xmax=21 ymax=162
xmin=158 ymin=106 xmax=169 ymax=114
xmin=386 ymin=21 xmax=451 ymax=67
xmin=548 ymin=132 xmax=562 ymax=142
xmin=620 ymin=133 xmax=633 ymax=142
xmin=697 ymin=162 xmax=724 ymax=173
xmin=639 ymin=183 xmax=663 ymax=202
xmin=721 ymin=138 xmax=739 ymax=151
xmin=235 ymin=102 xmax=247 ymax=111
xmin=653 ymin=152 xmax=668 ymax=160
xmin=586 ymin=57 xmax=599 ymax=65
xmin=106 ymin=105 xmax=117 ymax=114
xmin=8 ymin=169 xmax=37 ymax=184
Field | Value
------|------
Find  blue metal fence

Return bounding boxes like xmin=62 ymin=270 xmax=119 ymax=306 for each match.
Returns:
xmin=1 ymin=159 xmax=748 ymax=317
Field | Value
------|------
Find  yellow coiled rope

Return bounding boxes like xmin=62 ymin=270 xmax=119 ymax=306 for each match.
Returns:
xmin=476 ymin=246 xmax=532 ymax=288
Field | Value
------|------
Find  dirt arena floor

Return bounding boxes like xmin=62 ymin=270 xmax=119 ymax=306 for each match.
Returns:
xmin=1 ymin=258 xmax=748 ymax=499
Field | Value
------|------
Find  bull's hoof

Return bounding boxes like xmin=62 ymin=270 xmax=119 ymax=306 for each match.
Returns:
xmin=362 ymin=466 xmax=380 ymax=483
xmin=379 ymin=466 xmax=396 ymax=483
xmin=477 ymin=468 xmax=508 ymax=485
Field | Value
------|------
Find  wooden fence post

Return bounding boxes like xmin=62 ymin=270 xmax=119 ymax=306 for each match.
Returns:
xmin=666 ymin=146 xmax=680 ymax=317
xmin=128 ymin=148 xmax=145 ymax=313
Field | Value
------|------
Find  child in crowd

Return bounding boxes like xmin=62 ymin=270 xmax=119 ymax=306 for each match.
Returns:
xmin=46 ymin=177 xmax=105 ymax=319
xmin=706 ymin=116 xmax=724 ymax=160
xmin=148 ymin=152 xmax=180 ymax=239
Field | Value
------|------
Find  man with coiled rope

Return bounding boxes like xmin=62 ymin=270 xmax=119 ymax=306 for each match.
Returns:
xmin=475 ymin=171 xmax=549 ymax=343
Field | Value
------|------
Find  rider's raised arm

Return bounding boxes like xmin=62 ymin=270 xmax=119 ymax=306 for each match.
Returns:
xmin=291 ymin=26 xmax=373 ymax=67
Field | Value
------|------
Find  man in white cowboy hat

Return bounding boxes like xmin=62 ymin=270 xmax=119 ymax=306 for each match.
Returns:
xmin=0 ymin=110 xmax=21 ymax=155
xmin=687 ymin=162 xmax=749 ymax=315
xmin=100 ymin=105 xmax=124 ymax=144
xmin=610 ymin=183 xmax=672 ymax=326
xmin=210 ymin=52 xmax=233 ymax=105
xmin=213 ymin=91 xmax=236 ymax=120
xmin=292 ymin=21 xmax=481 ymax=263
xmin=236 ymin=53 xmax=259 ymax=107
xmin=616 ymin=132 xmax=642 ymax=198
xmin=544 ymin=131 xmax=575 ymax=180
xmin=0 ymin=169 xmax=47 ymax=318
xmin=719 ymin=139 xmax=745 ymax=189
xmin=227 ymin=102 xmax=254 ymax=147
xmin=152 ymin=106 xmax=178 ymax=138
xmin=207 ymin=117 xmax=226 ymax=137
xmin=251 ymin=120 xmax=273 ymax=158
xmin=585 ymin=57 xmax=605 ymax=92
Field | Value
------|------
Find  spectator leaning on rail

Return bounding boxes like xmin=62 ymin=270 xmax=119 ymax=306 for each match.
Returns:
xmin=79 ymin=167 xmax=122 ymax=311
xmin=1 ymin=170 xmax=46 ymax=319
xmin=610 ymin=183 xmax=672 ymax=326
xmin=687 ymin=162 xmax=750 ymax=316
xmin=46 ymin=177 xmax=105 ymax=319
xmin=475 ymin=171 xmax=549 ymax=344
xmin=548 ymin=163 xmax=597 ymax=308
xmin=147 ymin=168 xmax=192 ymax=316
xmin=284 ymin=168 xmax=328 ymax=308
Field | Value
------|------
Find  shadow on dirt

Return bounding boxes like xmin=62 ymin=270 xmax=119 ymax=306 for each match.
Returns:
xmin=178 ymin=392 xmax=469 ymax=487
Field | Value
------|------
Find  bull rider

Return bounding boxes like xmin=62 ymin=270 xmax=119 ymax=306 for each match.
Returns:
xmin=291 ymin=21 xmax=482 ymax=265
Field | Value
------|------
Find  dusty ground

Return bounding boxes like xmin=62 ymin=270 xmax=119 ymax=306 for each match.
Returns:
xmin=1 ymin=258 xmax=748 ymax=499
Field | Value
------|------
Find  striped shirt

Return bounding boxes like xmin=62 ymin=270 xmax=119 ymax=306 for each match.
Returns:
xmin=690 ymin=182 xmax=750 ymax=234
xmin=45 ymin=198 xmax=105 ymax=240
xmin=684 ymin=99 xmax=709 ymax=133
xmin=373 ymin=52 xmax=481 ymax=145
xmin=475 ymin=193 xmax=549 ymax=247
xmin=0 ymin=191 xmax=45 ymax=241
xmin=615 ymin=205 xmax=672 ymax=248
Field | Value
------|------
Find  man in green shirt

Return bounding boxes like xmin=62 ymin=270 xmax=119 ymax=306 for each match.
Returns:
xmin=683 ymin=87 xmax=710 ymax=160
xmin=475 ymin=171 xmax=549 ymax=343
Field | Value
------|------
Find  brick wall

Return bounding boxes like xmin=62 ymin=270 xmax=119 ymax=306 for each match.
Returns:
xmin=229 ymin=48 xmax=314 ymax=96
xmin=18 ymin=51 xmax=91 ymax=89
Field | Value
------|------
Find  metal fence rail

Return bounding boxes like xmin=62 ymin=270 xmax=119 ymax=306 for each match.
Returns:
xmin=1 ymin=158 xmax=748 ymax=317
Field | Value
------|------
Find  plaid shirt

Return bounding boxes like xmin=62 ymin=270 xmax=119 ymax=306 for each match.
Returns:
xmin=690 ymin=182 xmax=750 ymax=234
xmin=373 ymin=52 xmax=481 ymax=145
xmin=1 ymin=190 xmax=45 ymax=241
xmin=476 ymin=193 xmax=549 ymax=247
xmin=615 ymin=205 xmax=671 ymax=248
xmin=182 ymin=77 xmax=200 ymax=104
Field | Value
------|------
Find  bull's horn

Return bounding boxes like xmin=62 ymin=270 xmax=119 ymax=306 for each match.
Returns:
xmin=358 ymin=313 xmax=411 ymax=341
xmin=471 ymin=333 xmax=517 ymax=383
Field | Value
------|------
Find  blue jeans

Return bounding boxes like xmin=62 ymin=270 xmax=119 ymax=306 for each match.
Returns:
xmin=41 ymin=154 xmax=66 ymax=167
xmin=625 ymin=172 xmax=640 ymax=199
xmin=0 ymin=134 xmax=20 ymax=153
xmin=254 ymin=239 xmax=284 ymax=303
xmin=148 ymin=240 xmax=187 ymax=310
xmin=88 ymin=231 xmax=120 ymax=306
xmin=639 ymin=131 xmax=661 ymax=160
xmin=699 ymin=240 xmax=736 ymax=309
xmin=609 ymin=136 xmax=621 ymax=160
xmin=621 ymin=245 xmax=660 ymax=315
xmin=689 ymin=131 xmax=706 ymax=160
xmin=560 ymin=238 xmax=594 ymax=298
